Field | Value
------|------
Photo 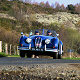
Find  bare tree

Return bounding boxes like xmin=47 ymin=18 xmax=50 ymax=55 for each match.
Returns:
xmin=0 ymin=0 xmax=7 ymax=1
xmin=39 ymin=2 xmax=45 ymax=7
xmin=75 ymin=3 xmax=80 ymax=14
xmin=55 ymin=2 xmax=61 ymax=10
xmin=45 ymin=1 xmax=50 ymax=8
xmin=24 ymin=0 xmax=32 ymax=3
xmin=51 ymin=3 xmax=54 ymax=8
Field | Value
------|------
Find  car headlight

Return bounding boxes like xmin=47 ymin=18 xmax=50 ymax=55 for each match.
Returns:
xmin=45 ymin=39 xmax=50 ymax=44
xmin=26 ymin=38 xmax=32 ymax=43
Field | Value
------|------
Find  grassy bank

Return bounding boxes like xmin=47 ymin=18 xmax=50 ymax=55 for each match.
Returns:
xmin=8 ymin=55 xmax=20 ymax=57
xmin=0 ymin=52 xmax=20 ymax=57
xmin=0 ymin=52 xmax=80 ymax=60
xmin=63 ymin=57 xmax=80 ymax=60
xmin=0 ymin=52 xmax=7 ymax=57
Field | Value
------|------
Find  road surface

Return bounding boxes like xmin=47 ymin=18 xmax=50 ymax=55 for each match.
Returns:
xmin=0 ymin=57 xmax=80 ymax=80
xmin=0 ymin=57 xmax=80 ymax=65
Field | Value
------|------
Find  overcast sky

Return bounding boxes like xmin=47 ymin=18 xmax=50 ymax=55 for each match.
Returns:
xmin=31 ymin=0 xmax=80 ymax=6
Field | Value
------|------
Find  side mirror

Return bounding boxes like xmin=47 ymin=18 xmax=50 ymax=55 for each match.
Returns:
xmin=57 ymin=34 xmax=59 ymax=37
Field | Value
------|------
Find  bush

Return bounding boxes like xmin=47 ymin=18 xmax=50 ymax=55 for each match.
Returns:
xmin=0 ymin=18 xmax=17 ymax=30
xmin=67 ymin=4 xmax=76 ymax=14
xmin=0 ymin=28 xmax=20 ymax=45
xmin=59 ymin=28 xmax=80 ymax=54
xmin=0 ymin=52 xmax=7 ymax=57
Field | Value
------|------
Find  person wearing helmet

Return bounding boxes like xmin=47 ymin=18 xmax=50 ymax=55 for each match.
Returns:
xmin=21 ymin=32 xmax=24 ymax=37
xmin=35 ymin=30 xmax=39 ymax=35
xmin=47 ymin=30 xmax=52 ymax=36
xmin=21 ymin=32 xmax=23 ymax=35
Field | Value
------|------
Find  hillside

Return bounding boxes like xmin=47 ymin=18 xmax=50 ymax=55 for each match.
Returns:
xmin=24 ymin=12 xmax=80 ymax=30
xmin=0 ymin=1 xmax=80 ymax=54
xmin=0 ymin=12 xmax=80 ymax=30
xmin=0 ymin=1 xmax=80 ymax=32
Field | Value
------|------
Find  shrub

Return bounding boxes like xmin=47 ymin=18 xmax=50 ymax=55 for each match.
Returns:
xmin=0 ymin=52 xmax=7 ymax=57
xmin=0 ymin=18 xmax=17 ymax=30
xmin=67 ymin=4 xmax=76 ymax=14
xmin=0 ymin=27 xmax=20 ymax=45
xmin=59 ymin=28 xmax=80 ymax=54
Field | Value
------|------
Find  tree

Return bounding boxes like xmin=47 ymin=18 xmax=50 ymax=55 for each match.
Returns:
xmin=39 ymin=2 xmax=45 ymax=7
xmin=9 ymin=0 xmax=21 ymax=1
xmin=33 ymin=2 xmax=38 ymax=5
xmin=67 ymin=4 xmax=75 ymax=13
xmin=75 ymin=3 xmax=80 ymax=14
xmin=45 ymin=1 xmax=50 ymax=8
xmin=0 ymin=0 xmax=7 ymax=1
xmin=51 ymin=3 xmax=54 ymax=8
xmin=60 ymin=4 xmax=66 ymax=11
xmin=24 ymin=0 xmax=32 ymax=3
xmin=55 ymin=2 xmax=60 ymax=11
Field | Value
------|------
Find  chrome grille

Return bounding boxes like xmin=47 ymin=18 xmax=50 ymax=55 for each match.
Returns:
xmin=35 ymin=37 xmax=42 ymax=48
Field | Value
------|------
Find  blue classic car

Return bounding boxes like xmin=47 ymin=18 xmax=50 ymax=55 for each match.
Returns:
xmin=18 ymin=29 xmax=63 ymax=59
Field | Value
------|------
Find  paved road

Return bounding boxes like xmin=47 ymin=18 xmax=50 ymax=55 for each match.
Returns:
xmin=0 ymin=57 xmax=80 ymax=65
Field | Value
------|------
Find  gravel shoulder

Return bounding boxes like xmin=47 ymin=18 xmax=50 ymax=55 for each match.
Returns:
xmin=0 ymin=63 xmax=80 ymax=80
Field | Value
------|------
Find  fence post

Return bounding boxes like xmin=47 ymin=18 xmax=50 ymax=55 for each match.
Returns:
xmin=14 ymin=45 xmax=16 ymax=55
xmin=17 ymin=46 xmax=19 ymax=55
xmin=0 ymin=41 xmax=2 ymax=52
xmin=10 ymin=44 xmax=12 ymax=55
xmin=5 ymin=43 xmax=8 ymax=55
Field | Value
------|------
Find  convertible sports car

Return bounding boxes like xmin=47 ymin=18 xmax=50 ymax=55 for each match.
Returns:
xmin=18 ymin=29 xmax=63 ymax=59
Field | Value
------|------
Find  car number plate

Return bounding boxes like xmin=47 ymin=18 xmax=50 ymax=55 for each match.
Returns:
xmin=36 ymin=49 xmax=39 ymax=51
xmin=32 ymin=48 xmax=35 ymax=50
xmin=41 ymin=49 xmax=43 ymax=51
xmin=31 ymin=48 xmax=43 ymax=51
xmin=36 ymin=48 xmax=43 ymax=51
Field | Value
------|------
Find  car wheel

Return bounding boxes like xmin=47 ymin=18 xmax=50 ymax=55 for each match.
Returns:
xmin=20 ymin=50 xmax=25 ymax=58
xmin=58 ymin=54 xmax=62 ymax=59
xmin=58 ymin=44 xmax=63 ymax=59
xmin=53 ymin=53 xmax=58 ymax=59
xmin=27 ymin=54 xmax=32 ymax=58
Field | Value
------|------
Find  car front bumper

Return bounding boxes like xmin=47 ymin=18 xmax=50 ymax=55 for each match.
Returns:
xmin=18 ymin=47 xmax=58 ymax=52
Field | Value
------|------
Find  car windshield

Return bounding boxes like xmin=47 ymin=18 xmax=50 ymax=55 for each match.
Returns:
xmin=29 ymin=29 xmax=57 ymax=37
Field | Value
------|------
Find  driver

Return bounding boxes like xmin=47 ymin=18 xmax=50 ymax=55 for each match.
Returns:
xmin=47 ymin=30 xmax=52 ymax=36
xmin=35 ymin=30 xmax=39 ymax=35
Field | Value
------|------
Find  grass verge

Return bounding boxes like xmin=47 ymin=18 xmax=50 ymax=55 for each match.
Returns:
xmin=0 ymin=52 xmax=8 ymax=57
xmin=63 ymin=57 xmax=80 ymax=60
xmin=0 ymin=52 xmax=80 ymax=59
xmin=8 ymin=55 xmax=20 ymax=57
xmin=0 ymin=52 xmax=20 ymax=57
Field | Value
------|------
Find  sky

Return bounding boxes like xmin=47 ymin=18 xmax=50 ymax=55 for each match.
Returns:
xmin=31 ymin=0 xmax=80 ymax=6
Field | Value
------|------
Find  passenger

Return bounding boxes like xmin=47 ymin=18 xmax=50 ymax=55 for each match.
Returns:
xmin=21 ymin=32 xmax=24 ymax=37
xmin=47 ymin=30 xmax=52 ymax=36
xmin=21 ymin=32 xmax=23 ymax=35
xmin=35 ymin=30 xmax=39 ymax=35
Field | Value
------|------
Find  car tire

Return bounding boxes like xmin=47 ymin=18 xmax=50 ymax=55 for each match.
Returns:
xmin=58 ymin=54 xmax=62 ymax=59
xmin=58 ymin=43 xmax=63 ymax=59
xmin=20 ymin=50 xmax=25 ymax=58
xmin=27 ymin=54 xmax=32 ymax=58
xmin=53 ymin=53 xmax=58 ymax=59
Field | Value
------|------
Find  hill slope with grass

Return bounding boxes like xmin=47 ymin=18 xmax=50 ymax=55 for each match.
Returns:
xmin=0 ymin=0 xmax=80 ymax=54
xmin=0 ymin=0 xmax=80 ymax=32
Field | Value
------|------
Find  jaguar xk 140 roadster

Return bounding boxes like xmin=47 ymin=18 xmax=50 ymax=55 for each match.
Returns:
xmin=18 ymin=29 xmax=63 ymax=59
